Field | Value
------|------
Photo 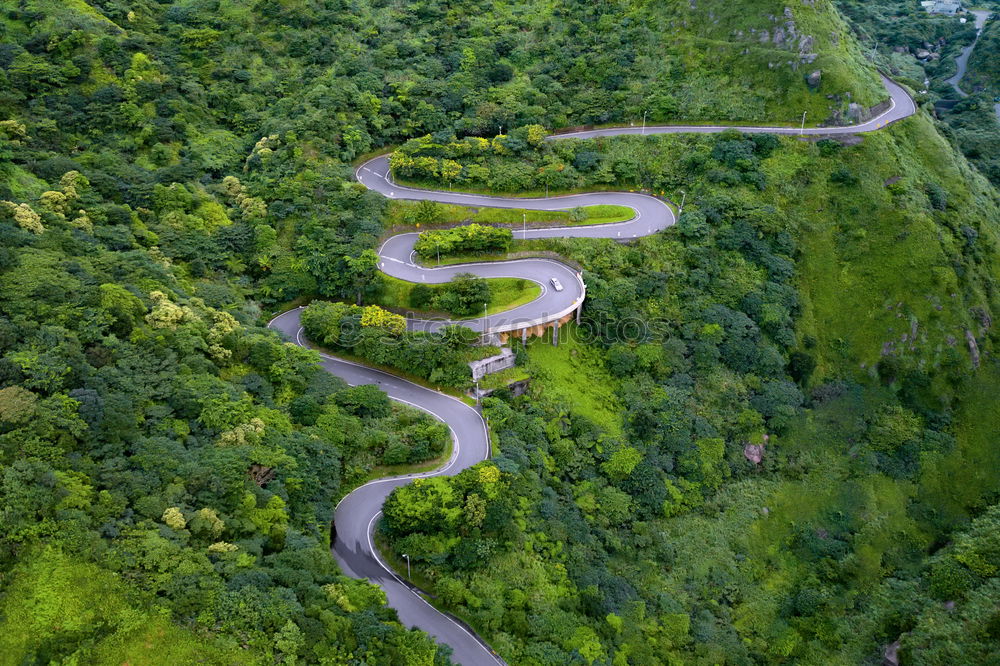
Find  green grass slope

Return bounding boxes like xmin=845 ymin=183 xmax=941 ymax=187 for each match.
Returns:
xmin=790 ymin=114 xmax=1000 ymax=391
xmin=642 ymin=0 xmax=885 ymax=123
xmin=0 ymin=548 xmax=247 ymax=665
xmin=525 ymin=322 xmax=625 ymax=437
xmin=966 ymin=16 xmax=1000 ymax=95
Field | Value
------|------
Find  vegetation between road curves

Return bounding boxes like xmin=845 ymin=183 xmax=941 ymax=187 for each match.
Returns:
xmin=5 ymin=0 xmax=1000 ymax=663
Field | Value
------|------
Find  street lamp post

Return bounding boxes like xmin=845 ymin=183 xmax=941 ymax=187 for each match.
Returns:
xmin=523 ymin=211 xmax=526 ymax=237
xmin=436 ymin=238 xmax=440 ymax=265
xmin=642 ymin=110 xmax=647 ymax=135
xmin=679 ymin=189 xmax=686 ymax=217
xmin=800 ymin=111 xmax=807 ymax=137
xmin=402 ymin=553 xmax=411 ymax=578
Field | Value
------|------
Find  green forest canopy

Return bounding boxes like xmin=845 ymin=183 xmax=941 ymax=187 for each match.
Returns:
xmin=2 ymin=0 xmax=1000 ymax=664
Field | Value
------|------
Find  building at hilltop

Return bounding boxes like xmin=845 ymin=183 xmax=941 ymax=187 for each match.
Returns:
xmin=921 ymin=0 xmax=962 ymax=15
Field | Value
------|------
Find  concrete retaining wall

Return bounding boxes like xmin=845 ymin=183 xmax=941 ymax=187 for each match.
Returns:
xmin=486 ymin=272 xmax=586 ymax=336
xmin=469 ymin=347 xmax=516 ymax=381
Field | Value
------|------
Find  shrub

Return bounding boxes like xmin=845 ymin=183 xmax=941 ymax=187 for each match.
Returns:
xmin=414 ymin=223 xmax=512 ymax=259
xmin=925 ymin=181 xmax=948 ymax=210
xmin=829 ymin=167 xmax=858 ymax=186
xmin=409 ymin=284 xmax=435 ymax=308
xmin=816 ymin=139 xmax=841 ymax=157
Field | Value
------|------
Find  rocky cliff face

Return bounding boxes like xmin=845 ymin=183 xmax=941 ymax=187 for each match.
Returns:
xmin=655 ymin=0 xmax=886 ymax=117
xmin=745 ymin=6 xmax=819 ymax=64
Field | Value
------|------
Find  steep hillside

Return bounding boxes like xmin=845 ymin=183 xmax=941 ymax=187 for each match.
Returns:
xmin=643 ymin=0 xmax=884 ymax=122
xmin=792 ymin=114 xmax=1000 ymax=383
xmin=374 ymin=111 xmax=1000 ymax=664
xmin=6 ymin=0 xmax=1000 ymax=663
xmin=967 ymin=14 xmax=1000 ymax=94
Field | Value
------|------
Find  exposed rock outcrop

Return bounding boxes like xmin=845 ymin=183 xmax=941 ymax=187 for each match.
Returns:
xmin=883 ymin=640 xmax=900 ymax=666
xmin=966 ymin=329 xmax=981 ymax=368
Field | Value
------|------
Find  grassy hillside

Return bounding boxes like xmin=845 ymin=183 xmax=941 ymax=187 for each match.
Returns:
xmin=967 ymin=15 xmax=1000 ymax=94
xmin=376 ymin=108 xmax=1000 ymax=662
xmin=4 ymin=0 xmax=993 ymax=663
xmin=790 ymin=114 xmax=1000 ymax=384
xmin=643 ymin=0 xmax=885 ymax=123
xmin=0 ymin=548 xmax=247 ymax=665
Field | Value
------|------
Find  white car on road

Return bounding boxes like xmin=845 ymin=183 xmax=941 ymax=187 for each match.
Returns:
xmin=550 ymin=277 xmax=564 ymax=292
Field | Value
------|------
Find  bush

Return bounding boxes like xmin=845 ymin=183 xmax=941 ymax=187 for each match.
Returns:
xmin=301 ymin=301 xmax=474 ymax=386
xmin=928 ymin=557 xmax=976 ymax=600
xmin=787 ymin=351 xmax=816 ymax=384
xmin=816 ymin=139 xmax=841 ymax=157
xmin=414 ymin=224 xmax=512 ymax=259
xmin=383 ymin=441 xmax=412 ymax=465
xmin=925 ymin=181 xmax=948 ymax=211
xmin=829 ymin=166 xmax=858 ymax=186
xmin=409 ymin=284 xmax=435 ymax=308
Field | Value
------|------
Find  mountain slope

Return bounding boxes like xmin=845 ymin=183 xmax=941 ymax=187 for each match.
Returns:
xmin=6 ymin=0 xmax=1000 ymax=663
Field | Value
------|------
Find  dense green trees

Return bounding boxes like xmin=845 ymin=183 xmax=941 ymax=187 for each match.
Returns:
xmin=0 ymin=218 xmax=456 ymax=661
xmin=0 ymin=3 xmax=495 ymax=654
xmin=393 ymin=125 xmax=783 ymax=196
xmin=381 ymin=463 xmax=511 ymax=566
xmin=301 ymin=301 xmax=479 ymax=386
xmin=414 ymin=224 xmax=513 ymax=259
xmin=377 ymin=115 xmax=1000 ymax=663
xmin=3 ymin=0 xmax=1000 ymax=663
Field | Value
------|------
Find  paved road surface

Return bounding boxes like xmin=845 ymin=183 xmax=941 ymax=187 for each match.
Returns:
xmin=268 ymin=309 xmax=503 ymax=664
xmin=553 ymin=75 xmax=915 ymax=138
xmin=946 ymin=10 xmax=992 ymax=98
xmin=356 ymin=156 xmax=674 ymax=333
xmin=268 ymin=75 xmax=916 ymax=665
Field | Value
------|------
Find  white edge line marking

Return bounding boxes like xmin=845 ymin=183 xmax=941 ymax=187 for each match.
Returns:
xmin=309 ymin=79 xmax=913 ymax=661
xmin=365 ymin=511 xmax=505 ymax=664
xmin=281 ymin=317 xmax=497 ymax=661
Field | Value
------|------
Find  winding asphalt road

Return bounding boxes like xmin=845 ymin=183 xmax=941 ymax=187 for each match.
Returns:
xmin=268 ymin=309 xmax=502 ymax=663
xmin=357 ymin=157 xmax=674 ymax=334
xmin=268 ymin=75 xmax=916 ymax=665
xmin=945 ymin=10 xmax=992 ymax=98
